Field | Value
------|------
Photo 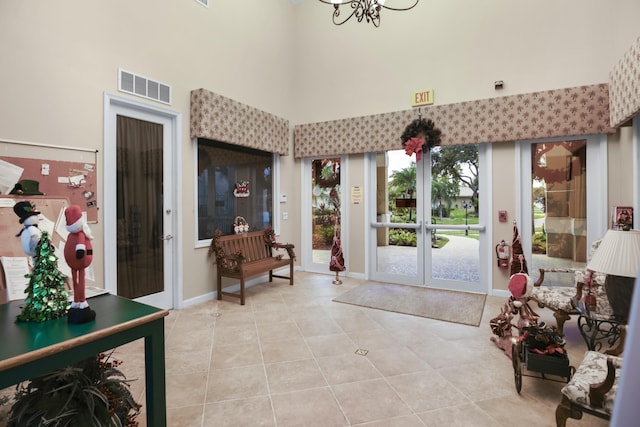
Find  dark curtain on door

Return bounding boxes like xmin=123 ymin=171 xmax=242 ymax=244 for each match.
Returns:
xmin=116 ymin=115 xmax=164 ymax=299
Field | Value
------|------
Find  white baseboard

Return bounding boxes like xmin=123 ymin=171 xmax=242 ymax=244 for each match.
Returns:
xmin=491 ymin=289 xmax=512 ymax=299
xmin=181 ymin=269 xmax=291 ymax=309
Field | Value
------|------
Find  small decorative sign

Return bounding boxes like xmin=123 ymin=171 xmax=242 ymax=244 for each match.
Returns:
xmin=411 ymin=89 xmax=434 ymax=107
xmin=351 ymin=186 xmax=362 ymax=204
xmin=234 ymin=180 xmax=250 ymax=197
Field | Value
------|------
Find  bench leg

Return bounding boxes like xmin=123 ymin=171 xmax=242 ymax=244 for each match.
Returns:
xmin=269 ymin=270 xmax=273 ymax=282
xmin=240 ymin=278 xmax=245 ymax=305
xmin=289 ymin=262 xmax=294 ymax=286
xmin=554 ymin=311 xmax=571 ymax=336
xmin=555 ymin=395 xmax=582 ymax=427
xmin=217 ymin=273 xmax=222 ymax=301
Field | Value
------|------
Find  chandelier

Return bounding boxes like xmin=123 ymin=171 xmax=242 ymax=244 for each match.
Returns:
xmin=318 ymin=0 xmax=419 ymax=27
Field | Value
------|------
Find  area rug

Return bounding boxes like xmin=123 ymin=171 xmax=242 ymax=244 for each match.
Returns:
xmin=333 ymin=282 xmax=487 ymax=327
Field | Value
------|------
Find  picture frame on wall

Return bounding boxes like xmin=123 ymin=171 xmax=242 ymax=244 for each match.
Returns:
xmin=611 ymin=206 xmax=633 ymax=230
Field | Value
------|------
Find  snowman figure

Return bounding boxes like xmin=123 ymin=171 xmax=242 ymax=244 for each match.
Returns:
xmin=13 ymin=201 xmax=42 ymax=257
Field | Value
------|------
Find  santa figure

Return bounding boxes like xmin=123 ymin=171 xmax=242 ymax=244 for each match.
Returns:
xmin=64 ymin=205 xmax=96 ymax=324
xmin=13 ymin=201 xmax=42 ymax=257
xmin=489 ymin=272 xmax=539 ymax=357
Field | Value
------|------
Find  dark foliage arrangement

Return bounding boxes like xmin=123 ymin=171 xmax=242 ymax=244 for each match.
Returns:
xmin=7 ymin=352 xmax=141 ymax=427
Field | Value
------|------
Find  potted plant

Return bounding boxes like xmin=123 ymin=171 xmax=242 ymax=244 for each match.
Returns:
xmin=6 ymin=351 xmax=141 ymax=427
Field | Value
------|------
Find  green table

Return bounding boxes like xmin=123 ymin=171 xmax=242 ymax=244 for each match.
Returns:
xmin=0 ymin=293 xmax=169 ymax=426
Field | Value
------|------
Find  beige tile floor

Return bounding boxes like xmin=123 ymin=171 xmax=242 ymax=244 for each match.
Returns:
xmin=1 ymin=272 xmax=611 ymax=426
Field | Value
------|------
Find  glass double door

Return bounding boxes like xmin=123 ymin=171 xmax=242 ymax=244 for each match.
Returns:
xmin=369 ymin=146 xmax=486 ymax=293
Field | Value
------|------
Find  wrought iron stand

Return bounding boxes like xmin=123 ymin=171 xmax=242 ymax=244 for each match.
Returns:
xmin=576 ymin=314 xmax=622 ymax=352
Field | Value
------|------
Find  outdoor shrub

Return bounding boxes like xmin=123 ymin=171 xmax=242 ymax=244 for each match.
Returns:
xmin=389 ymin=229 xmax=417 ymax=246
xmin=532 ymin=232 xmax=547 ymax=254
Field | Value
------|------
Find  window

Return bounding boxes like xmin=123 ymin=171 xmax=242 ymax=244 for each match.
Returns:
xmin=519 ymin=135 xmax=608 ymax=281
xmin=531 ymin=140 xmax=587 ymax=269
xmin=196 ymin=139 xmax=276 ymax=242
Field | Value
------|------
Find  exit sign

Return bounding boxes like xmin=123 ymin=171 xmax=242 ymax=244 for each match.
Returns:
xmin=411 ymin=89 xmax=434 ymax=107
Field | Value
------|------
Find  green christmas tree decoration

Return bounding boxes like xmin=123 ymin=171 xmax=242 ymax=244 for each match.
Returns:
xmin=17 ymin=231 xmax=69 ymax=322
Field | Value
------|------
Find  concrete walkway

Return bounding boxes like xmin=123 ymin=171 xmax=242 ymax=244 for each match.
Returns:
xmin=316 ymin=234 xmax=580 ymax=286
xmin=376 ymin=235 xmax=480 ymax=281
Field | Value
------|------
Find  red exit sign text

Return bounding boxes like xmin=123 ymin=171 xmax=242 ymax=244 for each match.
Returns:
xmin=412 ymin=89 xmax=434 ymax=107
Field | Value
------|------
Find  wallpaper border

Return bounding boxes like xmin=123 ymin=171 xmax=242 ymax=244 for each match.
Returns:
xmin=609 ymin=36 xmax=640 ymax=127
xmin=293 ymin=83 xmax=614 ymax=158
xmin=190 ymin=89 xmax=290 ymax=156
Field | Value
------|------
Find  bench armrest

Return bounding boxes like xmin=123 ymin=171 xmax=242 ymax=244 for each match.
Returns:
xmin=273 ymin=243 xmax=296 ymax=261
xmin=533 ymin=267 xmax=580 ymax=287
xmin=589 ymin=357 xmax=619 ymax=408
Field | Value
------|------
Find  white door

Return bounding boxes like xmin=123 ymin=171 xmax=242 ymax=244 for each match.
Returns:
xmin=104 ymin=93 xmax=181 ymax=309
xmin=368 ymin=144 xmax=490 ymax=294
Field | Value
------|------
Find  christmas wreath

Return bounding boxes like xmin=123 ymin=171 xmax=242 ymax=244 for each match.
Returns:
xmin=400 ymin=118 xmax=441 ymax=161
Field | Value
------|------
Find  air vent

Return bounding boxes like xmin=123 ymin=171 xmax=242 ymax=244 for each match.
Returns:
xmin=118 ymin=69 xmax=171 ymax=105
xmin=195 ymin=0 xmax=209 ymax=7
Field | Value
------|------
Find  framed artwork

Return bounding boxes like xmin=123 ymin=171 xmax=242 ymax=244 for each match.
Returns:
xmin=612 ymin=206 xmax=633 ymax=230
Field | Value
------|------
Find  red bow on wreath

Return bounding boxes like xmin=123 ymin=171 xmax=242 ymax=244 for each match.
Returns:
xmin=400 ymin=118 xmax=441 ymax=160
xmin=404 ymin=137 xmax=425 ymax=161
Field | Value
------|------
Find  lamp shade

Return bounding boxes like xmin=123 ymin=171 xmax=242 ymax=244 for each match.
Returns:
xmin=587 ymin=230 xmax=640 ymax=277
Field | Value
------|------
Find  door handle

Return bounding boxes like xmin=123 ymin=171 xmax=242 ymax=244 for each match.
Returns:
xmin=160 ymin=234 xmax=173 ymax=241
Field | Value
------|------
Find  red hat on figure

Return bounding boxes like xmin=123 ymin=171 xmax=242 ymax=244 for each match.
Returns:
xmin=65 ymin=205 xmax=83 ymax=227
xmin=508 ymin=272 xmax=533 ymax=301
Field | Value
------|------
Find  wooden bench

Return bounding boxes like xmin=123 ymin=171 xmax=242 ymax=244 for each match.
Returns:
xmin=210 ymin=230 xmax=295 ymax=305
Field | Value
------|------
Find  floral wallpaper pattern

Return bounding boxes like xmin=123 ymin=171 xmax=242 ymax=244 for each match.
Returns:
xmin=293 ymin=84 xmax=613 ymax=158
xmin=190 ymin=89 xmax=290 ymax=155
xmin=609 ymin=36 xmax=640 ymax=127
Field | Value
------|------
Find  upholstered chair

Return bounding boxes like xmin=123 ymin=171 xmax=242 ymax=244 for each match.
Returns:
xmin=555 ymin=349 xmax=622 ymax=426
xmin=530 ymin=239 xmax=612 ymax=335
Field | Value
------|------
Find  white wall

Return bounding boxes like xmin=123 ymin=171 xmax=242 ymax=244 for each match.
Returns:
xmin=291 ymin=0 xmax=640 ymax=124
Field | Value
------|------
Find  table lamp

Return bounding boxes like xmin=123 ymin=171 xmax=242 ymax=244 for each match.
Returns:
xmin=587 ymin=229 xmax=640 ymax=323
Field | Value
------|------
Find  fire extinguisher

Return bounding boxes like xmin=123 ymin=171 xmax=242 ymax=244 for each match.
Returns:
xmin=495 ymin=240 xmax=511 ymax=269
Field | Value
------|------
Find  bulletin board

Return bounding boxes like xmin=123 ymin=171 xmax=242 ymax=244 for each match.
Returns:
xmin=0 ymin=155 xmax=98 ymax=222
xmin=0 ymin=139 xmax=98 ymax=303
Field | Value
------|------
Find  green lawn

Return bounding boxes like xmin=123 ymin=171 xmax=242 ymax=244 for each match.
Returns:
xmin=432 ymin=209 xmax=480 ymax=241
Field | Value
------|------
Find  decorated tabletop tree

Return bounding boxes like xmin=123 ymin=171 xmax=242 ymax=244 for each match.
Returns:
xmin=16 ymin=231 xmax=69 ymax=322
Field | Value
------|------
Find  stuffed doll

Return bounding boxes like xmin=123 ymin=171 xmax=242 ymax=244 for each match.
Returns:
xmin=13 ymin=201 xmax=42 ymax=257
xmin=507 ymin=272 xmax=539 ymax=330
xmin=490 ymin=272 xmax=539 ymax=358
xmin=64 ymin=205 xmax=96 ymax=324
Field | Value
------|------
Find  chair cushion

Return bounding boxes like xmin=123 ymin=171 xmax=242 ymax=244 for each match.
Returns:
xmin=531 ymin=286 xmax=578 ymax=312
xmin=561 ymin=351 xmax=622 ymax=414
xmin=531 ymin=269 xmax=612 ymax=316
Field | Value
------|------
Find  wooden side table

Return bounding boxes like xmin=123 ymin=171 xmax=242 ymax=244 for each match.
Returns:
xmin=0 ymin=294 xmax=169 ymax=426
